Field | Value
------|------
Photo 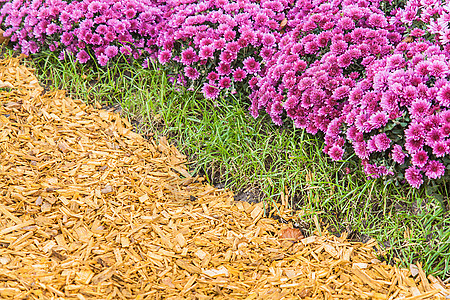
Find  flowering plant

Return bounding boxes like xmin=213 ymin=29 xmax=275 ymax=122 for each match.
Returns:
xmin=0 ymin=0 xmax=166 ymax=65
xmin=337 ymin=40 xmax=450 ymax=187
xmin=249 ymin=0 xmax=402 ymax=140
xmin=155 ymin=0 xmax=294 ymax=99
xmin=248 ymin=0 xmax=450 ymax=188
xmin=392 ymin=0 xmax=450 ymax=53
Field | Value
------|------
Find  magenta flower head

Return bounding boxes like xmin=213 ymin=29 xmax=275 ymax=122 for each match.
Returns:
xmin=181 ymin=47 xmax=197 ymax=65
xmin=391 ymin=145 xmax=406 ymax=164
xmin=328 ymin=145 xmax=344 ymax=161
xmin=120 ymin=45 xmax=132 ymax=55
xmin=233 ymin=68 xmax=247 ymax=82
xmin=207 ymin=72 xmax=219 ymax=82
xmin=97 ymin=54 xmax=109 ymax=66
xmin=76 ymin=50 xmax=90 ymax=64
xmin=184 ymin=66 xmax=200 ymax=80
xmin=437 ymin=84 xmax=450 ymax=107
xmin=217 ymin=63 xmax=232 ymax=75
xmin=405 ymin=123 xmax=424 ymax=141
xmin=202 ymin=83 xmax=219 ymax=99
xmin=411 ymin=150 xmax=428 ymax=168
xmin=219 ymin=77 xmax=231 ymax=89
xmin=374 ymin=133 xmax=391 ymax=151
xmin=243 ymin=57 xmax=260 ymax=74
xmin=432 ymin=141 xmax=448 ymax=157
xmin=199 ymin=46 xmax=214 ymax=59
xmin=409 ymin=100 xmax=430 ymax=118
xmin=158 ymin=51 xmax=172 ymax=65
xmin=425 ymin=160 xmax=445 ymax=179
xmin=405 ymin=167 xmax=423 ymax=189
xmin=105 ymin=45 xmax=118 ymax=58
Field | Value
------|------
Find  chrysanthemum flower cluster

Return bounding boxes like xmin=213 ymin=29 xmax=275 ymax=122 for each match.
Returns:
xmin=0 ymin=0 xmax=166 ymax=65
xmin=392 ymin=0 xmax=450 ymax=51
xmin=336 ymin=40 xmax=450 ymax=188
xmin=155 ymin=0 xmax=293 ymax=99
xmin=2 ymin=0 xmax=450 ymax=188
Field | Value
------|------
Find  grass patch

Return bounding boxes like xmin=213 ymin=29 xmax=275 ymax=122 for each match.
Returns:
xmin=4 ymin=47 xmax=450 ymax=279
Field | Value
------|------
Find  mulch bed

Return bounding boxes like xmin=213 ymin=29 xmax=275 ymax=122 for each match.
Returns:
xmin=0 ymin=56 xmax=449 ymax=299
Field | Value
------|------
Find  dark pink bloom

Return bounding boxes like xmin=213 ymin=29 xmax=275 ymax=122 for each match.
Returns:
xmin=405 ymin=167 xmax=423 ymax=189
xmin=243 ymin=57 xmax=260 ymax=74
xmin=207 ymin=72 xmax=219 ymax=82
xmin=217 ymin=63 xmax=231 ymax=75
xmin=328 ymin=145 xmax=344 ymax=161
xmin=105 ymin=45 xmax=118 ymax=58
xmin=432 ymin=141 xmax=447 ymax=157
xmin=391 ymin=145 xmax=406 ymax=164
xmin=233 ymin=68 xmax=246 ymax=82
xmin=412 ymin=150 xmax=428 ymax=168
xmin=184 ymin=67 xmax=199 ymax=80
xmin=437 ymin=84 xmax=450 ymax=106
xmin=158 ymin=51 xmax=171 ymax=65
xmin=425 ymin=161 xmax=445 ymax=179
xmin=181 ymin=48 xmax=197 ymax=65
xmin=219 ymin=77 xmax=231 ymax=89
xmin=374 ymin=133 xmax=391 ymax=151
xmin=98 ymin=54 xmax=109 ymax=66
xmin=409 ymin=100 xmax=430 ymax=118
xmin=202 ymin=83 xmax=219 ymax=99
xmin=76 ymin=50 xmax=90 ymax=64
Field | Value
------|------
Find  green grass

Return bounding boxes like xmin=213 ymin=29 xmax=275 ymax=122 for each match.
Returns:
xmin=3 ymin=47 xmax=450 ymax=279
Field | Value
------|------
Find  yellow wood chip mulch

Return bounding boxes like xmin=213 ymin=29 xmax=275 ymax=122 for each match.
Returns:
xmin=0 ymin=56 xmax=449 ymax=300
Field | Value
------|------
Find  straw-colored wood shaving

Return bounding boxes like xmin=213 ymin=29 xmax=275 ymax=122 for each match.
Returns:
xmin=0 ymin=56 xmax=449 ymax=299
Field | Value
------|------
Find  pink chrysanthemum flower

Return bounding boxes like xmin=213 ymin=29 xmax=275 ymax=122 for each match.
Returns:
xmin=233 ymin=68 xmax=246 ymax=82
xmin=432 ymin=141 xmax=448 ymax=157
xmin=437 ymin=84 xmax=450 ymax=106
xmin=199 ymin=46 xmax=214 ymax=59
xmin=405 ymin=167 xmax=423 ymax=189
xmin=391 ymin=145 xmax=406 ymax=164
xmin=430 ymin=60 xmax=449 ymax=77
xmin=409 ymin=100 xmax=430 ymax=118
xmin=219 ymin=77 xmax=231 ymax=89
xmin=425 ymin=160 xmax=445 ymax=179
xmin=243 ymin=57 xmax=260 ymax=74
xmin=181 ymin=48 xmax=197 ymax=65
xmin=353 ymin=141 xmax=369 ymax=159
xmin=412 ymin=150 xmax=428 ymax=168
xmin=369 ymin=112 xmax=388 ymax=129
xmin=105 ymin=45 xmax=118 ymax=58
xmin=184 ymin=66 xmax=199 ymax=80
xmin=328 ymin=145 xmax=344 ymax=161
xmin=76 ymin=50 xmax=90 ymax=64
xmin=217 ymin=63 xmax=231 ymax=75
xmin=97 ymin=54 xmax=109 ymax=66
xmin=202 ymin=83 xmax=219 ymax=99
xmin=374 ymin=133 xmax=391 ymax=151
xmin=405 ymin=123 xmax=424 ymax=141
xmin=220 ymin=50 xmax=236 ymax=64
xmin=158 ymin=51 xmax=171 ymax=65
xmin=207 ymin=72 xmax=219 ymax=82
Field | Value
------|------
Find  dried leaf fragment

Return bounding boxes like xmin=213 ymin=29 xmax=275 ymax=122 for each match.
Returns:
xmin=280 ymin=18 xmax=288 ymax=30
xmin=0 ymin=29 xmax=10 ymax=45
xmin=279 ymin=227 xmax=304 ymax=241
